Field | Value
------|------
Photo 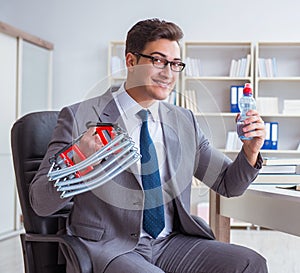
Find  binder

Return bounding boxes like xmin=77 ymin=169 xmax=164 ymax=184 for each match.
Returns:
xmin=261 ymin=122 xmax=271 ymax=149
xmin=237 ymin=86 xmax=244 ymax=109
xmin=230 ymin=86 xmax=238 ymax=112
xmin=271 ymin=122 xmax=278 ymax=150
xmin=230 ymin=85 xmax=244 ymax=113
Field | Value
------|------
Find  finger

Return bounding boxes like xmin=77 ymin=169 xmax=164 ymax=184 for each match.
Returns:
xmin=243 ymin=120 xmax=265 ymax=132
xmin=243 ymin=115 xmax=263 ymax=125
xmin=246 ymin=109 xmax=259 ymax=116
xmin=93 ymin=133 xmax=104 ymax=149
xmin=85 ymin=127 xmax=97 ymax=137
xmin=243 ymin=123 xmax=266 ymax=138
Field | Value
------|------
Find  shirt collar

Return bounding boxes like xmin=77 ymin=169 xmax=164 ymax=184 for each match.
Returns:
xmin=113 ymin=82 xmax=160 ymax=122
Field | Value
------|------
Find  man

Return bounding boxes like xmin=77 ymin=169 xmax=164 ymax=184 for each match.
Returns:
xmin=30 ymin=18 xmax=268 ymax=272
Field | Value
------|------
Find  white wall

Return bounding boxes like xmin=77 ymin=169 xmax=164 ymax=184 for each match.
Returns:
xmin=1 ymin=0 xmax=299 ymax=109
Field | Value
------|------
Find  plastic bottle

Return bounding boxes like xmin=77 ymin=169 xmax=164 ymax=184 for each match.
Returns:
xmin=236 ymin=83 xmax=256 ymax=140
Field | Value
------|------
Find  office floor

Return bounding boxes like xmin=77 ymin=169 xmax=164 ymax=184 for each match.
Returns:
xmin=0 ymin=229 xmax=299 ymax=273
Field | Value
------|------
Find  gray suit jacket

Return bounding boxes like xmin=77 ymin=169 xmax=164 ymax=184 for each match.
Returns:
xmin=30 ymin=87 xmax=261 ymax=272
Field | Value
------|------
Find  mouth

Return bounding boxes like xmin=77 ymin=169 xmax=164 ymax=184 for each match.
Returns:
xmin=152 ymin=79 xmax=171 ymax=89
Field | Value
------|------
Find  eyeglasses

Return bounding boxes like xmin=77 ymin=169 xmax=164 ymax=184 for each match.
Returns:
xmin=134 ymin=52 xmax=185 ymax=72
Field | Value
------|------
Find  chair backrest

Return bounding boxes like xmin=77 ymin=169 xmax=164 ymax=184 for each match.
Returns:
xmin=11 ymin=111 xmax=69 ymax=273
xmin=11 ymin=111 xmax=61 ymax=234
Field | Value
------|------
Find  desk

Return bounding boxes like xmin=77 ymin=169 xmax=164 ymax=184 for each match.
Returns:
xmin=210 ymin=186 xmax=300 ymax=242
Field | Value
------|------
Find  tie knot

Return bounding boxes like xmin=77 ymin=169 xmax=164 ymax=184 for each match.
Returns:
xmin=138 ymin=109 xmax=149 ymax=122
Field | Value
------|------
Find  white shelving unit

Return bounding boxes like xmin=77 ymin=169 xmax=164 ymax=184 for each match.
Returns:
xmin=107 ymin=40 xmax=300 ymax=157
xmin=255 ymin=42 xmax=300 ymax=158
xmin=108 ymin=41 xmax=126 ymax=87
xmin=182 ymin=42 xmax=254 ymax=154
xmin=181 ymin=42 xmax=255 ymax=229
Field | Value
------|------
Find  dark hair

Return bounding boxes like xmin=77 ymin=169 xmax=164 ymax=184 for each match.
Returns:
xmin=125 ymin=18 xmax=184 ymax=55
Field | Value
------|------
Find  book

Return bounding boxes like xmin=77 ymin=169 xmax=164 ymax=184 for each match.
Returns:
xmin=254 ymin=174 xmax=300 ymax=184
xmin=182 ymin=89 xmax=197 ymax=112
xmin=245 ymin=54 xmax=251 ymax=77
xmin=265 ymin=58 xmax=273 ymax=77
xmin=260 ymin=165 xmax=300 ymax=174
xmin=262 ymin=157 xmax=300 ymax=166
xmin=229 ymin=59 xmax=237 ymax=77
xmin=256 ymin=97 xmax=278 ymax=115
xmin=257 ymin=57 xmax=277 ymax=77
xmin=229 ymin=56 xmax=250 ymax=77
xmin=283 ymin=99 xmax=300 ymax=115
xmin=239 ymin=58 xmax=247 ymax=77
xmin=258 ymin=58 xmax=267 ymax=77
xmin=225 ymin=131 xmax=242 ymax=150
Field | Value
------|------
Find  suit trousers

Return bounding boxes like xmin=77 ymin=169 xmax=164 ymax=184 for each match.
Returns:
xmin=104 ymin=233 xmax=268 ymax=273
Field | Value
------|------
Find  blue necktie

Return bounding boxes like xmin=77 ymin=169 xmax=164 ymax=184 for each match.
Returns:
xmin=139 ymin=109 xmax=165 ymax=238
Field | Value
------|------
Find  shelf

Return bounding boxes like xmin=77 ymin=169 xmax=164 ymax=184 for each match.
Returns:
xmin=257 ymin=77 xmax=300 ymax=81
xmin=261 ymin=113 xmax=300 ymax=118
xmin=185 ymin=76 xmax=252 ymax=81
xmin=221 ymin=149 xmax=300 ymax=154
xmin=194 ymin=112 xmax=236 ymax=117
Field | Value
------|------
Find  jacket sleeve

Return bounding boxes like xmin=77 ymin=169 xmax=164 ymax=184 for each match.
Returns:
xmin=191 ymin=111 xmax=262 ymax=197
xmin=29 ymin=106 xmax=80 ymax=216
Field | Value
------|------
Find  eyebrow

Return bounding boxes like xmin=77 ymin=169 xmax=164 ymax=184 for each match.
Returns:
xmin=149 ymin=51 xmax=182 ymax=61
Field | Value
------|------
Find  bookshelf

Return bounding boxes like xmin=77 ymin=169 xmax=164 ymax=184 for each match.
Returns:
xmin=255 ymin=42 xmax=300 ymax=158
xmin=107 ymin=40 xmax=300 ymax=157
xmin=181 ymin=42 xmax=255 ymax=229
xmin=108 ymin=41 xmax=126 ymax=86
xmin=181 ymin=42 xmax=254 ymax=155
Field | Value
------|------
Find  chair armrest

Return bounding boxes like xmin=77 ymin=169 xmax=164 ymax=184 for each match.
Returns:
xmin=24 ymin=233 xmax=92 ymax=273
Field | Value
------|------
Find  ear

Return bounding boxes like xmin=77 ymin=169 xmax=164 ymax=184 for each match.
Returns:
xmin=126 ymin=52 xmax=136 ymax=72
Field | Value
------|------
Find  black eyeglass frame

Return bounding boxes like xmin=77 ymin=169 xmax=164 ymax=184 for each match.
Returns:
xmin=133 ymin=52 xmax=186 ymax=72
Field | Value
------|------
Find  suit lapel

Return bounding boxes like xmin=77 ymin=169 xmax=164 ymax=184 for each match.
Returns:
xmin=93 ymin=88 xmax=125 ymax=127
xmin=93 ymin=88 xmax=141 ymax=186
xmin=159 ymin=103 xmax=182 ymax=199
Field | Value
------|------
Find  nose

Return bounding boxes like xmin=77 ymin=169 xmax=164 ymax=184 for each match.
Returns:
xmin=160 ymin=63 xmax=173 ymax=78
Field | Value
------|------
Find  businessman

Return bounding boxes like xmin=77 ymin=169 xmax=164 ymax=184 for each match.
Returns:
xmin=30 ymin=18 xmax=268 ymax=272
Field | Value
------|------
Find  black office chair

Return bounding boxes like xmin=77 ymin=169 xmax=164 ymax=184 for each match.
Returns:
xmin=11 ymin=111 xmax=92 ymax=273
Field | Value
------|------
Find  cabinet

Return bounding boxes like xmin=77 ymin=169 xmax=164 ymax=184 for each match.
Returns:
xmin=181 ymin=42 xmax=254 ymax=155
xmin=255 ymin=42 xmax=300 ymax=157
xmin=0 ymin=21 xmax=53 ymax=239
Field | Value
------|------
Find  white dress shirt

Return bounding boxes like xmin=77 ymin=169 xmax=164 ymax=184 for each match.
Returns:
xmin=113 ymin=83 xmax=174 ymax=238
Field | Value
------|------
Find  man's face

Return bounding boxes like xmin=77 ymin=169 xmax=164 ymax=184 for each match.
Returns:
xmin=126 ymin=39 xmax=182 ymax=107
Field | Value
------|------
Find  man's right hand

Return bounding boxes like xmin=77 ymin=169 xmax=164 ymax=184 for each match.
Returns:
xmin=73 ymin=127 xmax=103 ymax=164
